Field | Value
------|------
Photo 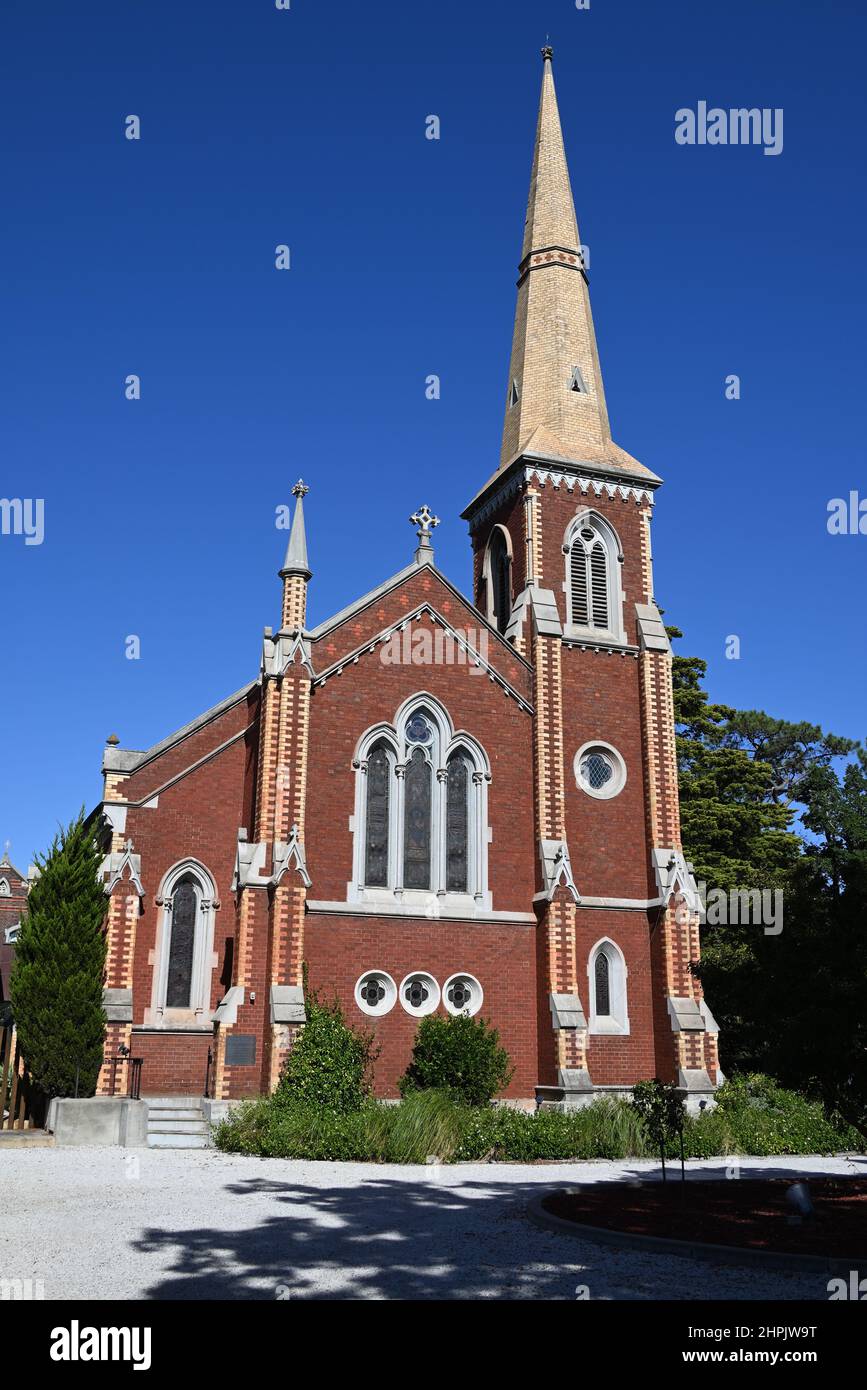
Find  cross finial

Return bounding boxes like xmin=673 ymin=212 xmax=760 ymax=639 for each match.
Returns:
xmin=291 ymin=479 xmax=309 ymax=499
xmin=2 ymin=839 xmax=10 ymax=865
xmin=409 ymin=505 xmax=440 ymax=566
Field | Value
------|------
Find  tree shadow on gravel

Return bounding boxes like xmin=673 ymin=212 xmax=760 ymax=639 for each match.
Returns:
xmin=131 ymin=1165 xmax=840 ymax=1301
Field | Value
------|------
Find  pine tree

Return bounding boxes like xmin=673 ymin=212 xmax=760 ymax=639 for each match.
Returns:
xmin=10 ymin=812 xmax=107 ymax=1098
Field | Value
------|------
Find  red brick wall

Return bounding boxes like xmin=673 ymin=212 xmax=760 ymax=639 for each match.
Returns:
xmin=118 ymin=694 xmax=258 ymax=1094
xmin=304 ymin=911 xmax=538 ymax=1098
xmin=305 ymin=628 xmax=536 ymax=911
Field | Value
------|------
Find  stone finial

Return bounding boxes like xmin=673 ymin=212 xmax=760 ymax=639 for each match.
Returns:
xmin=106 ymin=733 xmax=120 ymax=746
xmin=291 ymin=479 xmax=309 ymax=500
xmin=541 ymin=45 xmax=553 ymax=62
xmin=1 ymin=840 xmax=10 ymax=865
xmin=410 ymin=505 xmax=440 ymax=566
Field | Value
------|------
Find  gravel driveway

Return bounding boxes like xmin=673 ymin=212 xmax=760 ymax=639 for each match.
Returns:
xmin=2 ymin=1148 xmax=862 ymax=1300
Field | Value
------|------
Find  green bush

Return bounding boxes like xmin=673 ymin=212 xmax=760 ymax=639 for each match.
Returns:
xmin=216 ymin=1090 xmax=470 ymax=1164
xmin=214 ymin=1071 xmax=863 ymax=1164
xmin=275 ymin=995 xmax=378 ymax=1113
xmin=398 ymin=1013 xmax=513 ymax=1107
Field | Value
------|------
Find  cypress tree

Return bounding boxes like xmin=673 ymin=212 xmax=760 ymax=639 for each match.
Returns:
xmin=10 ymin=812 xmax=107 ymax=1098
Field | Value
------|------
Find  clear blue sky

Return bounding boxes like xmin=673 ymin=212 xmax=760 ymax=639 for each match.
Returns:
xmin=1 ymin=0 xmax=865 ymax=866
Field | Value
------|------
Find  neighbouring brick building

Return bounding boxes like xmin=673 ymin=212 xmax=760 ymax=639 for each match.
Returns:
xmin=96 ymin=50 xmax=720 ymax=1108
xmin=0 ymin=850 xmax=32 ymax=1004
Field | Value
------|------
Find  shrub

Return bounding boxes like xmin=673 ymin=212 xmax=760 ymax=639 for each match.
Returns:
xmin=213 ymin=1070 xmax=864 ymax=1164
xmin=399 ymin=1014 xmax=513 ymax=1107
xmin=275 ymin=995 xmax=378 ymax=1113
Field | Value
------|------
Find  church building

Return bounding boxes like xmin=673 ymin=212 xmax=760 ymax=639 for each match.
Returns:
xmin=96 ymin=50 xmax=720 ymax=1109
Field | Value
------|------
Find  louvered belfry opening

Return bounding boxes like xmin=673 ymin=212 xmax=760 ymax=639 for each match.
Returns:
xmin=489 ymin=528 xmax=511 ymax=634
xmin=570 ymin=523 xmax=609 ymax=629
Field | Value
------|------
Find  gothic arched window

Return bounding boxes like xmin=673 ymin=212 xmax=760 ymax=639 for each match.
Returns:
xmin=446 ymin=753 xmax=470 ymax=893
xmin=485 ymin=527 xmax=512 ymax=635
xmin=0 ymin=878 xmax=10 ymax=897
xmin=565 ymin=513 xmax=622 ymax=639
xmin=364 ymin=744 xmax=391 ymax=887
xmin=148 ymin=860 xmax=219 ymax=1027
xmin=403 ymin=746 xmax=432 ymax=890
xmin=594 ymin=949 xmax=610 ymax=1018
xmin=352 ymin=700 xmax=491 ymax=909
xmin=588 ymin=939 xmax=629 ymax=1035
xmin=167 ymin=877 xmax=198 ymax=1009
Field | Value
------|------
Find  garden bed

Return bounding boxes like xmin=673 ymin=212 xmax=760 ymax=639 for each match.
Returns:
xmin=541 ymin=1178 xmax=867 ymax=1259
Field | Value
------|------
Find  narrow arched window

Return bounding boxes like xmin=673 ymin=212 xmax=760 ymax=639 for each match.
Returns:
xmin=403 ymin=746 xmax=432 ymax=890
xmin=570 ymin=523 xmax=610 ymax=629
xmin=167 ymin=877 xmax=198 ymax=1009
xmin=364 ymin=744 xmax=390 ymax=887
xmin=446 ymin=753 xmax=470 ymax=893
xmin=588 ymin=939 xmax=629 ymax=1034
xmin=594 ymin=949 xmax=611 ymax=1017
xmin=487 ymin=528 xmax=512 ymax=635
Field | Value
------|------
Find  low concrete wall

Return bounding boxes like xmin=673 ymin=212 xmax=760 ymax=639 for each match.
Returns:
xmin=47 ymin=1097 xmax=148 ymax=1148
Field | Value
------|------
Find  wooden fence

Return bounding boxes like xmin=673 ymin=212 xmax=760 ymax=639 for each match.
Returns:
xmin=0 ymin=1023 xmax=44 ymax=1131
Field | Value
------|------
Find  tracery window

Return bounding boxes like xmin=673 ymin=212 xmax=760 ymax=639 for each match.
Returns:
xmin=352 ymin=698 xmax=490 ymax=908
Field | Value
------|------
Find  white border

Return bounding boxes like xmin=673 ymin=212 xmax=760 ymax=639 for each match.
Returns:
xmin=354 ymin=970 xmax=397 ymax=1017
xmin=442 ymin=973 xmax=483 ymax=1018
xmin=574 ymin=740 xmax=627 ymax=801
xmin=398 ymin=971 xmax=440 ymax=1017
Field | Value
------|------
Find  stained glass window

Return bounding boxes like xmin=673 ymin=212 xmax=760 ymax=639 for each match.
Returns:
xmin=365 ymin=745 xmax=390 ymax=887
xmin=595 ymin=950 xmax=611 ymax=1016
xmin=446 ymin=754 xmax=469 ymax=893
xmin=581 ymin=751 xmax=613 ymax=790
xmin=405 ymin=713 xmax=432 ymax=745
xmin=167 ymin=878 xmax=197 ymax=1008
xmin=403 ymin=747 xmax=432 ymax=889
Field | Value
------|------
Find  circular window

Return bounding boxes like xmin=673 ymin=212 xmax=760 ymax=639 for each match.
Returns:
xmin=405 ymin=714 xmax=433 ymax=745
xmin=398 ymin=971 xmax=440 ymax=1017
xmin=443 ymin=973 xmax=483 ymax=1018
xmin=354 ymin=970 xmax=397 ymax=1017
xmin=575 ymin=741 xmax=626 ymax=800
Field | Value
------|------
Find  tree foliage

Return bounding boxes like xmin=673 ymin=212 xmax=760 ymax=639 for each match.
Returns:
xmin=10 ymin=812 xmax=107 ymax=1098
xmin=671 ymin=630 xmax=866 ymax=1130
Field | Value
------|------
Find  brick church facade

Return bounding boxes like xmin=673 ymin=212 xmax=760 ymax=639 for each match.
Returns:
xmin=96 ymin=50 xmax=720 ymax=1109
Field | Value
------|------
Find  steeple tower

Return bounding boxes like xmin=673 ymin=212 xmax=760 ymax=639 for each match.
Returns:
xmin=499 ymin=48 xmax=644 ymax=478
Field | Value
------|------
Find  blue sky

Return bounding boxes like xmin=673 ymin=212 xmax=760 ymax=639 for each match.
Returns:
xmin=1 ymin=0 xmax=864 ymax=866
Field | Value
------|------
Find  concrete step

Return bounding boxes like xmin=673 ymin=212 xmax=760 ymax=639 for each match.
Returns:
xmin=147 ymin=1108 xmax=204 ymax=1124
xmin=143 ymin=1095 xmax=205 ymax=1110
xmin=147 ymin=1131 xmax=209 ymax=1149
xmin=147 ymin=1119 xmax=208 ymax=1135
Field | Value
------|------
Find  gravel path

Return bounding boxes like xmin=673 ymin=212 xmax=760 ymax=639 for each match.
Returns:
xmin=3 ymin=1148 xmax=863 ymax=1300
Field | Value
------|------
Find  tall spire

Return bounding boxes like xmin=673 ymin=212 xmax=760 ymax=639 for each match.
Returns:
xmin=279 ymin=480 xmax=311 ymax=630
xmin=280 ymin=480 xmax=311 ymax=581
xmin=499 ymin=48 xmax=647 ymax=478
